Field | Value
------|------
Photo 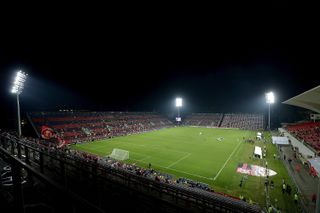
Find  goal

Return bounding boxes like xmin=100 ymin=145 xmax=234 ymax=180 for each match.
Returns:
xmin=109 ymin=148 xmax=129 ymax=161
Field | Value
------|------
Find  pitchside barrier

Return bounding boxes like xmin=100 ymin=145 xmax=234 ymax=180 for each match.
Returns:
xmin=0 ymin=132 xmax=261 ymax=213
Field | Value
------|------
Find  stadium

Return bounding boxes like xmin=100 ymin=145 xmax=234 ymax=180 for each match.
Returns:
xmin=1 ymin=82 xmax=320 ymax=213
xmin=1 ymin=12 xmax=319 ymax=213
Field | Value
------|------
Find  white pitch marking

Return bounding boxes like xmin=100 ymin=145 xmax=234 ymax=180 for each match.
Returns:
xmin=133 ymin=156 xmax=151 ymax=162
xmin=131 ymin=157 xmax=213 ymax=180
xmin=166 ymin=153 xmax=191 ymax=169
xmin=213 ymin=139 xmax=242 ymax=181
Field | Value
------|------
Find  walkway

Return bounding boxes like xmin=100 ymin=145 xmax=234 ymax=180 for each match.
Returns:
xmin=281 ymin=145 xmax=317 ymax=213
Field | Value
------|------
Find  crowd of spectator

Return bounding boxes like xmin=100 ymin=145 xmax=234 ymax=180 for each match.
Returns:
xmin=176 ymin=177 xmax=211 ymax=191
xmin=69 ymin=149 xmax=215 ymax=193
xmin=220 ymin=113 xmax=264 ymax=130
xmin=29 ymin=112 xmax=266 ymax=144
xmin=25 ymin=111 xmax=264 ymax=197
xmin=184 ymin=113 xmax=264 ymax=130
xmin=0 ymin=130 xmax=220 ymax=197
xmin=29 ymin=111 xmax=173 ymax=144
xmin=184 ymin=113 xmax=223 ymax=127
xmin=286 ymin=121 xmax=320 ymax=151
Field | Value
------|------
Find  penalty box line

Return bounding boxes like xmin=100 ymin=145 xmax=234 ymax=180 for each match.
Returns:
xmin=130 ymin=155 xmax=213 ymax=181
xmin=123 ymin=142 xmax=191 ymax=155
xmin=166 ymin=153 xmax=191 ymax=169
xmin=213 ymin=139 xmax=242 ymax=181
xmin=130 ymin=149 xmax=191 ymax=169
xmin=132 ymin=158 xmax=214 ymax=181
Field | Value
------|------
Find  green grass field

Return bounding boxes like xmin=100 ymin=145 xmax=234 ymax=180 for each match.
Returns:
xmin=71 ymin=127 xmax=298 ymax=212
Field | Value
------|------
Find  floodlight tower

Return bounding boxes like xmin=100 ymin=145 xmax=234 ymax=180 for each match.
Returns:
xmin=176 ymin=97 xmax=182 ymax=124
xmin=11 ymin=71 xmax=27 ymax=138
xmin=265 ymin=92 xmax=275 ymax=130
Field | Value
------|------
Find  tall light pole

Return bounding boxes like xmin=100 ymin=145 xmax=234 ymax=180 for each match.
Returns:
xmin=265 ymin=92 xmax=275 ymax=130
xmin=176 ymin=97 xmax=182 ymax=124
xmin=11 ymin=71 xmax=27 ymax=138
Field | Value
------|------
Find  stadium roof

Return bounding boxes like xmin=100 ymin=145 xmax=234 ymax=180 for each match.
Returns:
xmin=283 ymin=85 xmax=320 ymax=113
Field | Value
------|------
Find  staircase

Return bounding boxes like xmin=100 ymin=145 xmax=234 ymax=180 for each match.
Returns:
xmin=218 ymin=114 xmax=224 ymax=127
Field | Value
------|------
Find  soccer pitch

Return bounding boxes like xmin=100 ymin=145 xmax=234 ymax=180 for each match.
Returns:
xmin=71 ymin=127 xmax=297 ymax=212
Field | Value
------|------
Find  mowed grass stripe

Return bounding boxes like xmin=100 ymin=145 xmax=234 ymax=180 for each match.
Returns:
xmin=72 ymin=127 xmax=244 ymax=178
xmin=71 ymin=127 xmax=298 ymax=212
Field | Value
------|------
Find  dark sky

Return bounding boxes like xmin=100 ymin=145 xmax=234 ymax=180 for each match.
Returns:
xmin=0 ymin=5 xmax=319 ymax=128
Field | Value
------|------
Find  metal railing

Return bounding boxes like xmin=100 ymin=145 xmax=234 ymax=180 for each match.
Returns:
xmin=0 ymin=132 xmax=261 ymax=213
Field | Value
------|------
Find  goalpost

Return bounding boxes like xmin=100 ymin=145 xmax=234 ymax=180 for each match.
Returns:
xmin=109 ymin=148 xmax=129 ymax=161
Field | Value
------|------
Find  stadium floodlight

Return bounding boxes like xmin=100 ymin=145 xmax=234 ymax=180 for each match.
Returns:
xmin=176 ymin=97 xmax=182 ymax=107
xmin=266 ymin=92 xmax=275 ymax=104
xmin=11 ymin=70 xmax=28 ymax=137
xmin=175 ymin=97 xmax=182 ymax=124
xmin=265 ymin=92 xmax=275 ymax=130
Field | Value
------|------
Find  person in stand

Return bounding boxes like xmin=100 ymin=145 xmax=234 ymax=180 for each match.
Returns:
xmin=249 ymin=198 xmax=253 ymax=205
xmin=295 ymin=164 xmax=301 ymax=173
xmin=286 ymin=184 xmax=291 ymax=195
xmin=294 ymin=193 xmax=298 ymax=204
xmin=268 ymin=205 xmax=273 ymax=213
xmin=239 ymin=194 xmax=244 ymax=201
xmin=270 ymin=180 xmax=274 ymax=189
xmin=282 ymin=183 xmax=286 ymax=194
xmin=312 ymin=193 xmax=316 ymax=203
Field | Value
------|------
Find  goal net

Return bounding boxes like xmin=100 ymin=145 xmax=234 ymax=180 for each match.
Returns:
xmin=109 ymin=148 xmax=129 ymax=161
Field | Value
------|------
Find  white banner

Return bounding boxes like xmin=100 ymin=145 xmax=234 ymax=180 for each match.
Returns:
xmin=272 ymin=136 xmax=289 ymax=145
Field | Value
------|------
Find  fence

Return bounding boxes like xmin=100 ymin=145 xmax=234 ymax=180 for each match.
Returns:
xmin=0 ymin=132 xmax=261 ymax=213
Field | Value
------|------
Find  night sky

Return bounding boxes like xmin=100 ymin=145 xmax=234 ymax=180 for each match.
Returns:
xmin=0 ymin=6 xmax=319 ymax=129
